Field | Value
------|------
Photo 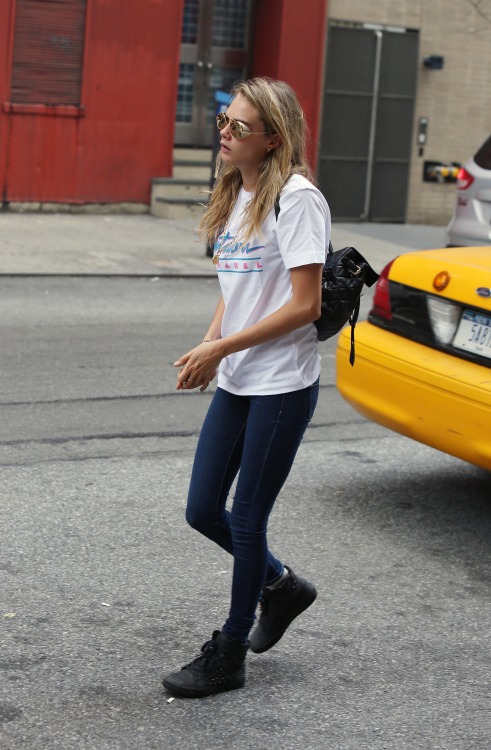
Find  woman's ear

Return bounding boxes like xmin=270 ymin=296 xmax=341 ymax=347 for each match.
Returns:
xmin=267 ymin=133 xmax=283 ymax=152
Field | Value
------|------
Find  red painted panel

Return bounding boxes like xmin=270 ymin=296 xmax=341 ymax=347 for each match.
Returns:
xmin=252 ymin=0 xmax=328 ymax=170
xmin=252 ymin=0 xmax=284 ymax=80
xmin=7 ymin=112 xmax=82 ymax=199
xmin=1 ymin=0 xmax=184 ymax=203
xmin=0 ymin=0 xmax=16 ymax=200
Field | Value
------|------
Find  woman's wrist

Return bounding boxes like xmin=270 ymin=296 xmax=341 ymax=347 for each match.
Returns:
xmin=202 ymin=334 xmax=221 ymax=343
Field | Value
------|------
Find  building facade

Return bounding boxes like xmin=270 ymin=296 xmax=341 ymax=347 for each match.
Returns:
xmin=1 ymin=0 xmax=490 ymax=224
xmin=0 ymin=0 xmax=326 ymax=209
xmin=325 ymin=0 xmax=491 ymax=223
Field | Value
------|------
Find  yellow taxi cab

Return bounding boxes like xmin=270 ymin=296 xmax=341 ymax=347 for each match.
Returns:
xmin=336 ymin=247 xmax=491 ymax=472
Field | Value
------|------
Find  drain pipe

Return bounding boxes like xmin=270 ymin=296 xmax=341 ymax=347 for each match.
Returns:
xmin=361 ymin=30 xmax=383 ymax=221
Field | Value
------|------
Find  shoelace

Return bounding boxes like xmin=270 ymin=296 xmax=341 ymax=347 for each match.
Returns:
xmin=184 ymin=637 xmax=218 ymax=670
xmin=258 ymin=575 xmax=295 ymax=614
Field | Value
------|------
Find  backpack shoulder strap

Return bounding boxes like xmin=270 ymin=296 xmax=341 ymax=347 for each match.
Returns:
xmin=274 ymin=178 xmax=291 ymax=221
xmin=274 ymin=193 xmax=281 ymax=221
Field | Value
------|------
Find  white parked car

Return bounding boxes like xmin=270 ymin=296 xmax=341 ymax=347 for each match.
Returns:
xmin=446 ymin=135 xmax=491 ymax=247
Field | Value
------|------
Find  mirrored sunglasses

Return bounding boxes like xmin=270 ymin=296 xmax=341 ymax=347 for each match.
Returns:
xmin=216 ymin=112 xmax=269 ymax=140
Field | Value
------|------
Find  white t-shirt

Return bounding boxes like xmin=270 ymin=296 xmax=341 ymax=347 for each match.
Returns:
xmin=214 ymin=173 xmax=331 ymax=395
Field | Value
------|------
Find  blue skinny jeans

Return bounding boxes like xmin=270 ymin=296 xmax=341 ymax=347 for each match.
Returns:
xmin=185 ymin=379 xmax=319 ymax=643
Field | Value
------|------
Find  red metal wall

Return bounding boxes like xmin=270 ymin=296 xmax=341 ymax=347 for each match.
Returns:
xmin=0 ymin=1 xmax=14 ymax=203
xmin=0 ymin=0 xmax=184 ymax=204
xmin=252 ymin=0 xmax=328 ymax=170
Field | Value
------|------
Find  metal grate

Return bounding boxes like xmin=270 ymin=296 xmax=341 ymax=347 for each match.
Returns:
xmin=212 ymin=0 xmax=248 ymax=48
xmin=10 ymin=0 xmax=87 ymax=106
xmin=176 ymin=63 xmax=195 ymax=123
xmin=319 ymin=23 xmax=418 ymax=222
xmin=181 ymin=0 xmax=199 ymax=44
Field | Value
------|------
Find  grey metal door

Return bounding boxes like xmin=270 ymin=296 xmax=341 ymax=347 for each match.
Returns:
xmin=175 ymin=0 xmax=254 ymax=147
xmin=318 ymin=23 xmax=419 ymax=221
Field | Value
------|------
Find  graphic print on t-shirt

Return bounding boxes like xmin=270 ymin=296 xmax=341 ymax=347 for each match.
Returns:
xmin=213 ymin=231 xmax=265 ymax=273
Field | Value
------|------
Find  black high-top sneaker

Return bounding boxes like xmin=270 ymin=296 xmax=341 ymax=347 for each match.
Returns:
xmin=162 ymin=630 xmax=249 ymax=698
xmin=249 ymin=566 xmax=317 ymax=654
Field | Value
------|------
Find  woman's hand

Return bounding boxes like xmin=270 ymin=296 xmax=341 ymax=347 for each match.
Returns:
xmin=173 ymin=341 xmax=222 ymax=392
xmin=172 ymin=264 xmax=323 ymax=392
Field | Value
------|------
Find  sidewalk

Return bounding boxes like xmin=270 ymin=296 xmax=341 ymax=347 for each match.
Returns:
xmin=0 ymin=211 xmax=447 ymax=276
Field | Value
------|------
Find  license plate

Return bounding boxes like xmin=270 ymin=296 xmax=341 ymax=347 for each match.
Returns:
xmin=453 ymin=309 xmax=491 ymax=359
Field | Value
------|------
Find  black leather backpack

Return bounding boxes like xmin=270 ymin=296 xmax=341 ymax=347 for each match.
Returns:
xmin=315 ymin=242 xmax=379 ymax=365
xmin=274 ymin=196 xmax=379 ymax=365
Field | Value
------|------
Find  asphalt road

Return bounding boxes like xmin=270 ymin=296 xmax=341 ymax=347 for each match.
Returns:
xmin=1 ymin=277 xmax=490 ymax=750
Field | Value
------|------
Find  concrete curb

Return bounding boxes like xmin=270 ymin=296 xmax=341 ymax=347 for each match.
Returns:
xmin=0 ymin=212 xmax=448 ymax=277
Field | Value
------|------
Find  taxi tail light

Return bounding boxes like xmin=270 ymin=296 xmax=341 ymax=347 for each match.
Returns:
xmin=427 ymin=296 xmax=461 ymax=344
xmin=456 ymin=167 xmax=474 ymax=190
xmin=370 ymin=260 xmax=395 ymax=320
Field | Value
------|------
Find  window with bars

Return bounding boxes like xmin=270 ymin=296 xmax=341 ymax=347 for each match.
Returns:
xmin=10 ymin=0 xmax=87 ymax=107
xmin=212 ymin=0 xmax=249 ymax=49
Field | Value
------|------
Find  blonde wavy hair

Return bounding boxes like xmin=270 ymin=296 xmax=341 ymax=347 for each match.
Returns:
xmin=198 ymin=77 xmax=314 ymax=244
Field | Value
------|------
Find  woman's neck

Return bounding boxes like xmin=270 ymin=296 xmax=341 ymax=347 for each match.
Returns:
xmin=240 ymin=166 xmax=260 ymax=193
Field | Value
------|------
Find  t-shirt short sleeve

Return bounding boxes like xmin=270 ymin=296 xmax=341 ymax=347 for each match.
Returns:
xmin=276 ymin=186 xmax=331 ymax=270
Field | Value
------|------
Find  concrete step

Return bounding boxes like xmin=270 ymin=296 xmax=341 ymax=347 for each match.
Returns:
xmin=173 ymin=162 xmax=211 ymax=180
xmin=151 ymin=148 xmax=214 ymax=218
xmin=173 ymin=148 xmax=213 ymax=180
xmin=173 ymin=147 xmax=213 ymax=164
xmin=150 ymin=178 xmax=208 ymax=219
xmin=151 ymin=197 xmax=207 ymax=220
xmin=152 ymin=177 xmax=209 ymax=201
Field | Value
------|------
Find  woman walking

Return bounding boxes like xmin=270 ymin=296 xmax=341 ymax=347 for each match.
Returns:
xmin=163 ymin=77 xmax=331 ymax=698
